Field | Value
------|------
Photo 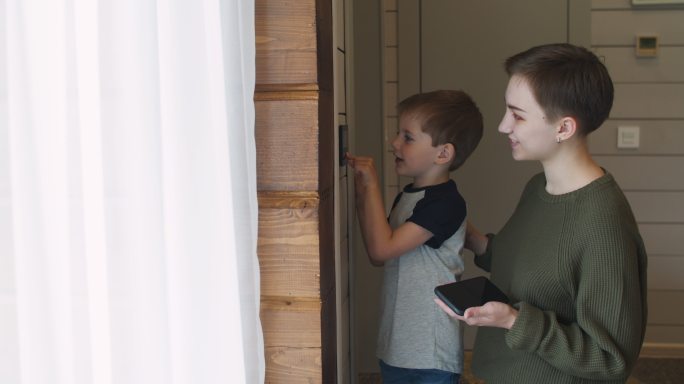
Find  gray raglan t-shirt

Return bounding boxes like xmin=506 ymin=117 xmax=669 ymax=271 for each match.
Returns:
xmin=376 ymin=179 xmax=466 ymax=374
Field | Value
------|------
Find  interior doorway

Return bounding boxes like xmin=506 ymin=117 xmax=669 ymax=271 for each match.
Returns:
xmin=350 ymin=0 xmax=591 ymax=379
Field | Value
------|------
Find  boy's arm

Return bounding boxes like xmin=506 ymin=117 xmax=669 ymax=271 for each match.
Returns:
xmin=347 ymin=154 xmax=433 ymax=266
xmin=465 ymin=221 xmax=489 ymax=256
xmin=466 ymin=221 xmax=494 ymax=271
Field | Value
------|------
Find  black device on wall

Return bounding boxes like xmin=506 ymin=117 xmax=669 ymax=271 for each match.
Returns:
xmin=339 ymin=124 xmax=348 ymax=167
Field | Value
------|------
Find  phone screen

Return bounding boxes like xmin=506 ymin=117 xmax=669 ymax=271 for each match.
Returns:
xmin=434 ymin=276 xmax=509 ymax=316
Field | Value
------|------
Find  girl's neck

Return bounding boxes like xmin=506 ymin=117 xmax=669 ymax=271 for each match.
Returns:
xmin=542 ymin=141 xmax=604 ymax=195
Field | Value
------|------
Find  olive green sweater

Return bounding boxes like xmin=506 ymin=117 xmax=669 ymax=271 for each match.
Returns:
xmin=473 ymin=172 xmax=647 ymax=383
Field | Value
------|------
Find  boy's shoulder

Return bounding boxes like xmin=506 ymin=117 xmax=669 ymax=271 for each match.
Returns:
xmin=397 ymin=179 xmax=463 ymax=210
xmin=402 ymin=178 xmax=458 ymax=194
xmin=394 ymin=179 xmax=466 ymax=249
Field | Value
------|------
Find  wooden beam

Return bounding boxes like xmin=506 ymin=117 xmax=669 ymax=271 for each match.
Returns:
xmin=255 ymin=98 xmax=320 ymax=191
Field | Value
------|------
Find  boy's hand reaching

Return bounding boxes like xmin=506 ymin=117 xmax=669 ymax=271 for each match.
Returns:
xmin=345 ymin=152 xmax=433 ymax=265
xmin=345 ymin=152 xmax=380 ymax=197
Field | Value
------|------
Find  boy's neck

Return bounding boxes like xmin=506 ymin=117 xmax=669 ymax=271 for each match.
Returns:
xmin=412 ymin=170 xmax=451 ymax=189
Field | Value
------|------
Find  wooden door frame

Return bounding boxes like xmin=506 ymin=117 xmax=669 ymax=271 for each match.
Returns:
xmin=255 ymin=0 xmax=336 ymax=382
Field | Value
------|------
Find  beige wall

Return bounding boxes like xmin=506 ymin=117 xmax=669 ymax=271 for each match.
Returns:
xmin=350 ymin=0 xmax=385 ymax=377
xmin=408 ymin=0 xmax=582 ymax=352
xmin=352 ymin=0 xmax=684 ymax=376
xmin=589 ymin=0 xmax=684 ymax=355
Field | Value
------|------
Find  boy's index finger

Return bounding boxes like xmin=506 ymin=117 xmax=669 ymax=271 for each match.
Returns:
xmin=345 ymin=152 xmax=357 ymax=168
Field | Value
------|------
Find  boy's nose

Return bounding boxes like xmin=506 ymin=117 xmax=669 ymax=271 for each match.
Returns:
xmin=391 ymin=134 xmax=400 ymax=150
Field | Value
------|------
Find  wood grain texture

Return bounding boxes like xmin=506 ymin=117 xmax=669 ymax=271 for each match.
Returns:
xmin=255 ymin=0 xmax=316 ymax=51
xmin=256 ymin=0 xmax=318 ymax=85
xmin=256 ymin=51 xmax=318 ymax=85
xmin=264 ymin=346 xmax=323 ymax=383
xmin=255 ymin=0 xmax=337 ymax=381
xmin=255 ymin=85 xmax=319 ymax=96
xmin=258 ymin=191 xmax=320 ymax=209
xmin=255 ymin=98 xmax=320 ymax=191
xmin=261 ymin=298 xmax=322 ymax=348
xmin=258 ymin=204 xmax=321 ymax=298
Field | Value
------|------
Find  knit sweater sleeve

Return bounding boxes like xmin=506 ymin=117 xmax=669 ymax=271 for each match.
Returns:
xmin=504 ymin=192 xmax=647 ymax=380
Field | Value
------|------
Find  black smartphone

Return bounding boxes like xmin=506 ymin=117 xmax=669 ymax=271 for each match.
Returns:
xmin=434 ymin=276 xmax=509 ymax=316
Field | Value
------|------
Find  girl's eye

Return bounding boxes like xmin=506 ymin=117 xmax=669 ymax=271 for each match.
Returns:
xmin=404 ymin=134 xmax=413 ymax=142
xmin=512 ymin=113 xmax=523 ymax=121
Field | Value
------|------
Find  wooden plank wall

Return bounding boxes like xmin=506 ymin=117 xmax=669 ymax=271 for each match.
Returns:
xmin=255 ymin=0 xmax=336 ymax=382
xmin=590 ymin=0 xmax=684 ymax=355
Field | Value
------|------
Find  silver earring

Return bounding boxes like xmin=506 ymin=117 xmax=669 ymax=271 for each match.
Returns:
xmin=556 ymin=136 xmax=561 ymax=144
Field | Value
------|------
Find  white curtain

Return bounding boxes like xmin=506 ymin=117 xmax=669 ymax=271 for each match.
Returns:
xmin=0 ymin=0 xmax=264 ymax=383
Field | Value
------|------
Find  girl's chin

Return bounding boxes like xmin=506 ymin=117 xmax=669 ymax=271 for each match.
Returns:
xmin=511 ymin=148 xmax=527 ymax=161
xmin=511 ymin=152 xmax=536 ymax=162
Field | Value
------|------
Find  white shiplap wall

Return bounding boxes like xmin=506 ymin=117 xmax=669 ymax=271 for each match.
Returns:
xmin=590 ymin=0 xmax=684 ymax=354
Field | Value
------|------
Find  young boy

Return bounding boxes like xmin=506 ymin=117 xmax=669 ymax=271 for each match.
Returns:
xmin=347 ymin=90 xmax=483 ymax=383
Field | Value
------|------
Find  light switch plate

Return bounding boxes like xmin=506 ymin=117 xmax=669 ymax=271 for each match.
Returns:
xmin=617 ymin=126 xmax=640 ymax=149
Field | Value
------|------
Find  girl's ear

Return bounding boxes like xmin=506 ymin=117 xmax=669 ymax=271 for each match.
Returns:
xmin=436 ymin=143 xmax=455 ymax=165
xmin=557 ymin=117 xmax=578 ymax=142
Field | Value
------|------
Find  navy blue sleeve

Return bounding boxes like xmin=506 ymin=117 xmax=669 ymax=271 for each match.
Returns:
xmin=407 ymin=182 xmax=466 ymax=248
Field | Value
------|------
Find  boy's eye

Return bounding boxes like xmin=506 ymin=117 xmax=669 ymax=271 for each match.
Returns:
xmin=403 ymin=134 xmax=413 ymax=142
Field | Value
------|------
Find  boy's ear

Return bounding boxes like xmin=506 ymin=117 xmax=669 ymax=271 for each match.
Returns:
xmin=436 ymin=143 xmax=455 ymax=165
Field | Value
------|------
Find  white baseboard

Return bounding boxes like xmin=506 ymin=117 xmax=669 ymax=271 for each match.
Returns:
xmin=641 ymin=342 xmax=684 ymax=358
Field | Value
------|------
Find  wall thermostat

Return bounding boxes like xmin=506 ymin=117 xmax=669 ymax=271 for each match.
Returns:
xmin=636 ymin=35 xmax=658 ymax=57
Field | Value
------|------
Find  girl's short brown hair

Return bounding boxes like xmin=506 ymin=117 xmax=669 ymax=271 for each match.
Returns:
xmin=504 ymin=43 xmax=614 ymax=136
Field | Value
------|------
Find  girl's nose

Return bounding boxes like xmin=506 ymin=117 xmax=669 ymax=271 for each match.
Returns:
xmin=498 ymin=115 xmax=512 ymax=134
